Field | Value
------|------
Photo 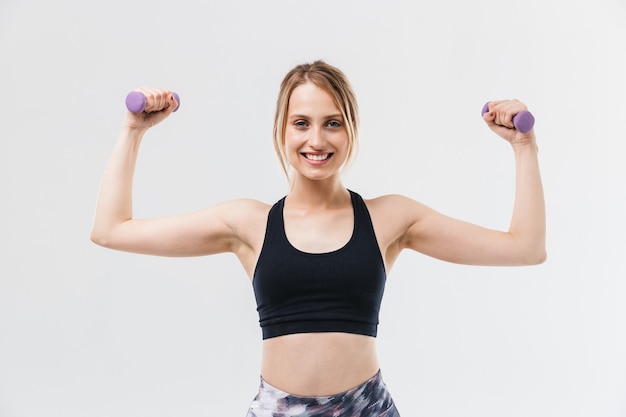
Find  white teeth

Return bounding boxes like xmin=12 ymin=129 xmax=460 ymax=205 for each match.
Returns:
xmin=305 ymin=153 xmax=330 ymax=161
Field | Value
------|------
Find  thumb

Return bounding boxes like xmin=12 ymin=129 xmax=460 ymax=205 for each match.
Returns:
xmin=482 ymin=109 xmax=497 ymax=127
xmin=169 ymin=92 xmax=180 ymax=112
xmin=162 ymin=93 xmax=179 ymax=116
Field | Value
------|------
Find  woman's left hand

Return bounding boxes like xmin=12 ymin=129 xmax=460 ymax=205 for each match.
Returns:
xmin=482 ymin=99 xmax=536 ymax=147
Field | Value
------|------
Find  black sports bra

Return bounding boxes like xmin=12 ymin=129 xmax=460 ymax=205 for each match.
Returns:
xmin=252 ymin=190 xmax=387 ymax=339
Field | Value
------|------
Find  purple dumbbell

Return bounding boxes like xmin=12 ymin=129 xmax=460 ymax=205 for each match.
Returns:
xmin=125 ymin=91 xmax=180 ymax=113
xmin=481 ymin=102 xmax=534 ymax=133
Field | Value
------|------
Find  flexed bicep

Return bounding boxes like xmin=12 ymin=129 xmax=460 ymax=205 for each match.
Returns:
xmin=91 ymin=199 xmax=267 ymax=258
xmin=403 ymin=207 xmax=534 ymax=266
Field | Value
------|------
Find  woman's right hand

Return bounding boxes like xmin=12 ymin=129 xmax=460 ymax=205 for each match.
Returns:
xmin=124 ymin=87 xmax=179 ymax=131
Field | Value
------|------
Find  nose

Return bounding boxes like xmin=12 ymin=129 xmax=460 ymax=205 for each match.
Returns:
xmin=308 ymin=126 xmax=326 ymax=149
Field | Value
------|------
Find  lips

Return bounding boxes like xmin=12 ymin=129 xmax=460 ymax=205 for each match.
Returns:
xmin=303 ymin=153 xmax=332 ymax=161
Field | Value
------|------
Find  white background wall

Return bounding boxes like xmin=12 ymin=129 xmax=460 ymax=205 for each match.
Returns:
xmin=1 ymin=1 xmax=625 ymax=416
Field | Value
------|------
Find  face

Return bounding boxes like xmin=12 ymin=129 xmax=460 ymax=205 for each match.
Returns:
xmin=284 ymin=82 xmax=349 ymax=183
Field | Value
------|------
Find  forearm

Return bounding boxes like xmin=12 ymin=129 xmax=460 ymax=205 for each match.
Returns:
xmin=508 ymin=142 xmax=546 ymax=263
xmin=90 ymin=126 xmax=146 ymax=244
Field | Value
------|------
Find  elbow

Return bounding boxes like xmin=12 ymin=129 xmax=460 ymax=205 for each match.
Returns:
xmin=528 ymin=251 xmax=547 ymax=265
xmin=90 ymin=227 xmax=112 ymax=248
xmin=90 ymin=220 xmax=133 ymax=250
xmin=90 ymin=230 xmax=105 ymax=247
xmin=508 ymin=232 xmax=546 ymax=266
xmin=521 ymin=245 xmax=547 ymax=266
xmin=537 ymin=248 xmax=548 ymax=264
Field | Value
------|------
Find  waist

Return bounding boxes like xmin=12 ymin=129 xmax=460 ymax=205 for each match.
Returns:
xmin=260 ymin=332 xmax=379 ymax=396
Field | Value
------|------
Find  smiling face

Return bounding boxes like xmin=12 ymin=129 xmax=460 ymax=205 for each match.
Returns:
xmin=284 ymin=82 xmax=349 ymax=184
xmin=272 ymin=61 xmax=359 ymax=187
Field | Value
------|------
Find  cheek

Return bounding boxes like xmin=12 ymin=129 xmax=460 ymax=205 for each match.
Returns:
xmin=332 ymin=133 xmax=350 ymax=152
xmin=282 ymin=139 xmax=298 ymax=161
xmin=284 ymin=129 xmax=305 ymax=150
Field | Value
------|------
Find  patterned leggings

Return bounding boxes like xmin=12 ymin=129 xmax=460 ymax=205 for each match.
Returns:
xmin=246 ymin=370 xmax=400 ymax=417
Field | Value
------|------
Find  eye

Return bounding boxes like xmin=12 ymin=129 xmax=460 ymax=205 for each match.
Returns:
xmin=294 ymin=120 xmax=308 ymax=128
xmin=326 ymin=120 xmax=342 ymax=128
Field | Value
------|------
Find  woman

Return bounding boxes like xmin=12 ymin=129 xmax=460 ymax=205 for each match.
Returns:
xmin=91 ymin=61 xmax=546 ymax=417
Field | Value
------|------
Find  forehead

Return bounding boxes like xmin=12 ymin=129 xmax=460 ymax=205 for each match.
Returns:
xmin=288 ymin=82 xmax=339 ymax=116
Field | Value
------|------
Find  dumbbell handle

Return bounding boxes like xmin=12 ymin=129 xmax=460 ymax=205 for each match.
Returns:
xmin=126 ymin=91 xmax=180 ymax=113
xmin=481 ymin=102 xmax=534 ymax=133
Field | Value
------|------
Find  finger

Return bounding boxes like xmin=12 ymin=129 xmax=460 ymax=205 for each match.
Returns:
xmin=170 ymin=92 xmax=180 ymax=112
xmin=491 ymin=99 xmax=527 ymax=129
xmin=136 ymin=87 xmax=172 ymax=113
xmin=482 ymin=100 xmax=506 ymax=124
xmin=160 ymin=94 xmax=179 ymax=117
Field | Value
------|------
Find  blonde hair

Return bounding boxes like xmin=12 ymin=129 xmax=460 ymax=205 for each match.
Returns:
xmin=272 ymin=60 xmax=359 ymax=186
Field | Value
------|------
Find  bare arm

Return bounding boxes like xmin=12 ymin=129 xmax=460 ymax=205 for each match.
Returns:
xmin=90 ymin=88 xmax=264 ymax=259
xmin=396 ymin=100 xmax=546 ymax=266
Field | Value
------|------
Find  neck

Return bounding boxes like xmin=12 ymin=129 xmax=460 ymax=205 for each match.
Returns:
xmin=287 ymin=177 xmax=349 ymax=209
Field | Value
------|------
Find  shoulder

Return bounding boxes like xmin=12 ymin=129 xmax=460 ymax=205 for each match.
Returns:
xmin=214 ymin=198 xmax=273 ymax=254
xmin=214 ymin=198 xmax=273 ymax=225
xmin=361 ymin=193 xmax=431 ymax=239
xmin=222 ymin=198 xmax=273 ymax=212
xmin=362 ymin=193 xmax=428 ymax=218
xmin=354 ymin=193 xmax=434 ymax=267
xmin=190 ymin=198 xmax=273 ymax=240
xmin=197 ymin=199 xmax=274 ymax=275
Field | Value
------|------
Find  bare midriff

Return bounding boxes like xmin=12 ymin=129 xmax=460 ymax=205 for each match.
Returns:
xmin=260 ymin=332 xmax=380 ymax=397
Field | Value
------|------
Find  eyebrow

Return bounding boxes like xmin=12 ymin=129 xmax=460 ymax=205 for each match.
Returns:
xmin=288 ymin=113 xmax=344 ymax=120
